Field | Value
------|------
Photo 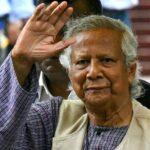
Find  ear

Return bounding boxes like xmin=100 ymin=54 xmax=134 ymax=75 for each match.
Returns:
xmin=128 ymin=62 xmax=137 ymax=85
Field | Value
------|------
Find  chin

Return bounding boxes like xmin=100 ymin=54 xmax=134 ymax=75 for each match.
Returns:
xmin=84 ymin=95 xmax=110 ymax=106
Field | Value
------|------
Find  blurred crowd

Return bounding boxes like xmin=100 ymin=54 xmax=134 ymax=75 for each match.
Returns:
xmin=0 ymin=0 xmax=35 ymax=64
xmin=0 ymin=0 xmax=139 ymax=65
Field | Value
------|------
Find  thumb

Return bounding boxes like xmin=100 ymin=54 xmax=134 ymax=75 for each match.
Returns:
xmin=47 ymin=37 xmax=76 ymax=56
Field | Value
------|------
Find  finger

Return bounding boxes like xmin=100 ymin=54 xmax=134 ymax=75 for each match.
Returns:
xmin=48 ymin=37 xmax=76 ymax=54
xmin=37 ymin=1 xmax=59 ymax=21
xmin=49 ymin=1 xmax=68 ymax=25
xmin=55 ymin=7 xmax=73 ymax=33
xmin=34 ymin=38 xmax=75 ymax=62
xmin=29 ymin=3 xmax=45 ymax=21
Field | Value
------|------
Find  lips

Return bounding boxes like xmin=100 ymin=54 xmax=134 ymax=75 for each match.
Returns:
xmin=86 ymin=86 xmax=108 ymax=91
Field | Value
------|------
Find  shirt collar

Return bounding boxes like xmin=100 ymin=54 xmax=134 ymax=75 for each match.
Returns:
xmin=38 ymin=72 xmax=79 ymax=100
xmin=38 ymin=71 xmax=53 ymax=99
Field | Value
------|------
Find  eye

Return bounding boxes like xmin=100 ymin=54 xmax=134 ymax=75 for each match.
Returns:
xmin=75 ymin=59 xmax=90 ymax=69
xmin=101 ymin=57 xmax=115 ymax=66
xmin=77 ymin=59 xmax=89 ymax=65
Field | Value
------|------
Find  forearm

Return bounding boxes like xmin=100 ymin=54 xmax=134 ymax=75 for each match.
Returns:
xmin=11 ymin=49 xmax=33 ymax=86
xmin=0 ymin=54 xmax=38 ymax=149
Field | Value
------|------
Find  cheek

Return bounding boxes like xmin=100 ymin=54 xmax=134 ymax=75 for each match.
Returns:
xmin=109 ymin=68 xmax=130 ymax=94
xmin=69 ymin=69 xmax=86 ymax=99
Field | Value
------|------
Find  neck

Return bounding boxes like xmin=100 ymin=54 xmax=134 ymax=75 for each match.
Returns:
xmin=87 ymin=100 xmax=133 ymax=127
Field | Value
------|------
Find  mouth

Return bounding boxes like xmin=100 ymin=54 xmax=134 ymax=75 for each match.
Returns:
xmin=85 ymin=86 xmax=110 ymax=93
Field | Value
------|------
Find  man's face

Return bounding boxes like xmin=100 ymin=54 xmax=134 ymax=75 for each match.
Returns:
xmin=69 ymin=29 xmax=136 ymax=109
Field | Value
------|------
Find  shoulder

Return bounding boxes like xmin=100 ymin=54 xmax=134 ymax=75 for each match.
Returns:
xmin=60 ymin=100 xmax=85 ymax=113
xmin=133 ymin=100 xmax=150 ymax=118
xmin=29 ymin=96 xmax=63 ymax=118
xmin=126 ymin=100 xmax=150 ymax=144
xmin=58 ymin=100 xmax=86 ymax=124
xmin=132 ymin=100 xmax=150 ymax=129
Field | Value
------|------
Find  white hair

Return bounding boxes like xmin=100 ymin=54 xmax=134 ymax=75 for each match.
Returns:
xmin=60 ymin=15 xmax=143 ymax=99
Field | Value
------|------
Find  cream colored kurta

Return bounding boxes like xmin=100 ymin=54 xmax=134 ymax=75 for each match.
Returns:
xmin=52 ymin=100 xmax=150 ymax=150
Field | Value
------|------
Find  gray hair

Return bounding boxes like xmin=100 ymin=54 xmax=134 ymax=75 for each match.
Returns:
xmin=60 ymin=15 xmax=143 ymax=99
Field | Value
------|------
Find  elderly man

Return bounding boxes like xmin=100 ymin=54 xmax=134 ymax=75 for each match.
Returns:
xmin=36 ymin=0 xmax=150 ymax=109
xmin=1 ymin=1 xmax=150 ymax=150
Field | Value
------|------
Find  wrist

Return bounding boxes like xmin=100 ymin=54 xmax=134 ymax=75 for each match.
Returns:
xmin=11 ymin=49 xmax=33 ymax=86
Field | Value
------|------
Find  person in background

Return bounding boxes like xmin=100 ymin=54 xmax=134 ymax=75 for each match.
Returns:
xmin=1 ymin=1 xmax=149 ymax=149
xmin=37 ymin=0 xmax=150 ymax=110
xmin=0 ymin=1 xmax=74 ymax=149
xmin=0 ymin=22 xmax=9 ymax=64
xmin=137 ymin=79 xmax=150 ymax=108
xmin=0 ymin=0 xmax=35 ymax=64
xmin=100 ymin=0 xmax=139 ymax=27
xmin=36 ymin=0 xmax=102 ymax=101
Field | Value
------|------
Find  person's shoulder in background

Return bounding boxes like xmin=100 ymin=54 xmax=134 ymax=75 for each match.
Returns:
xmin=136 ymin=79 xmax=150 ymax=109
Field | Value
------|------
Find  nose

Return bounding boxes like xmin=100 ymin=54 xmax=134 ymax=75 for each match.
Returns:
xmin=87 ymin=60 xmax=103 ymax=80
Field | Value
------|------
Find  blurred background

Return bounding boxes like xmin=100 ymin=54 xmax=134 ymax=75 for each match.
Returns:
xmin=129 ymin=0 xmax=150 ymax=82
xmin=0 ymin=0 xmax=150 ymax=82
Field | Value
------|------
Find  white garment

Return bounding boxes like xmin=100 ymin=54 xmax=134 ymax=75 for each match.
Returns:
xmin=100 ymin=0 xmax=139 ymax=10
xmin=37 ymin=72 xmax=78 ymax=102
xmin=37 ymin=71 xmax=54 ymax=102
xmin=53 ymin=100 xmax=150 ymax=150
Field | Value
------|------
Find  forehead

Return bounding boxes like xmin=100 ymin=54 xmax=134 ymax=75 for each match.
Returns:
xmin=74 ymin=28 xmax=122 ymax=43
xmin=71 ymin=28 xmax=123 ymax=56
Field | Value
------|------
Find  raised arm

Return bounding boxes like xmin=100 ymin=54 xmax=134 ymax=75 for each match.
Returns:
xmin=12 ymin=1 xmax=74 ymax=85
xmin=0 ymin=1 xmax=74 ymax=149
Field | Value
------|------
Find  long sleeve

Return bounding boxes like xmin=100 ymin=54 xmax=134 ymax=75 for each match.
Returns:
xmin=0 ymin=54 xmax=38 ymax=150
xmin=12 ymin=97 xmax=62 ymax=150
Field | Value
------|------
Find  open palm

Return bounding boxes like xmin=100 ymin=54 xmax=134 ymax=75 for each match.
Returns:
xmin=12 ymin=1 xmax=74 ymax=65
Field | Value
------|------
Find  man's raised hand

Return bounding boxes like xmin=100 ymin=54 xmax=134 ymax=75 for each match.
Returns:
xmin=11 ymin=1 xmax=75 ymax=85
xmin=12 ymin=1 xmax=74 ymax=65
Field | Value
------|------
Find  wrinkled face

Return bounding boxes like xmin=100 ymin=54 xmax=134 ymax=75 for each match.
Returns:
xmin=69 ymin=29 xmax=135 ymax=109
